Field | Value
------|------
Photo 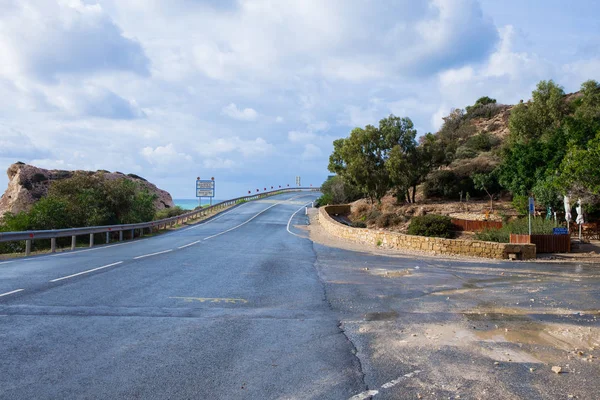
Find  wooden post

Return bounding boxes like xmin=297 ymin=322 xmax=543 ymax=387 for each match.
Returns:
xmin=106 ymin=232 xmax=110 ymax=244
xmin=71 ymin=235 xmax=76 ymax=250
xmin=89 ymin=234 xmax=94 ymax=248
xmin=26 ymin=239 xmax=32 ymax=256
xmin=50 ymin=238 xmax=56 ymax=253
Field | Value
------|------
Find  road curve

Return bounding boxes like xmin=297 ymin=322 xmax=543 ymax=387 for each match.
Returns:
xmin=0 ymin=192 xmax=365 ymax=399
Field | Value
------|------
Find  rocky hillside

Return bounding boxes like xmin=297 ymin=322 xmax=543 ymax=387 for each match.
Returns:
xmin=0 ymin=163 xmax=174 ymax=217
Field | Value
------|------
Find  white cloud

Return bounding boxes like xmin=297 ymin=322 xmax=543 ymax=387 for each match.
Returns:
xmin=196 ymin=137 xmax=274 ymax=157
xmin=0 ymin=0 xmax=149 ymax=82
xmin=140 ymin=143 xmax=192 ymax=165
xmin=288 ymin=131 xmax=317 ymax=143
xmin=1 ymin=0 xmax=599 ymax=199
xmin=301 ymin=143 xmax=322 ymax=160
xmin=221 ymin=103 xmax=258 ymax=121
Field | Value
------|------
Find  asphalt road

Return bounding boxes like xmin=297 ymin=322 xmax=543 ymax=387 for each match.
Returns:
xmin=0 ymin=192 xmax=365 ymax=399
xmin=1 ymin=192 xmax=599 ymax=399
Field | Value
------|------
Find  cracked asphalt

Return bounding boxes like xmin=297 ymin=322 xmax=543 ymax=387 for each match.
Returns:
xmin=311 ymin=224 xmax=600 ymax=399
xmin=1 ymin=192 xmax=599 ymax=399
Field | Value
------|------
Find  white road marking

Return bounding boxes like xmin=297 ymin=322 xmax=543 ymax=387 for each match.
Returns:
xmin=347 ymin=370 xmax=421 ymax=399
xmin=50 ymin=262 xmax=123 ymax=282
xmin=0 ymin=289 xmax=24 ymax=297
xmin=181 ymin=202 xmax=250 ymax=231
xmin=178 ymin=240 xmax=201 ymax=249
xmin=380 ymin=370 xmax=421 ymax=389
xmin=286 ymin=202 xmax=314 ymax=237
xmin=348 ymin=390 xmax=379 ymax=400
xmin=203 ymin=194 xmax=313 ymax=241
xmin=49 ymin=240 xmax=147 ymax=257
xmin=134 ymin=249 xmax=173 ymax=259
xmin=0 ymin=261 xmax=14 ymax=265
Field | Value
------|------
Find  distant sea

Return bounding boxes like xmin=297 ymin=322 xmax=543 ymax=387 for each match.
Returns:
xmin=174 ymin=199 xmax=224 ymax=210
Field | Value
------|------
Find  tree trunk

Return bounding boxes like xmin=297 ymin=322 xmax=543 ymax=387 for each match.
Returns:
xmin=406 ymin=188 xmax=411 ymax=203
xmin=412 ymin=184 xmax=417 ymax=203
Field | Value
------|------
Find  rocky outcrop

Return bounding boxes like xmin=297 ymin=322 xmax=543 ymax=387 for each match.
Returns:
xmin=0 ymin=163 xmax=174 ymax=217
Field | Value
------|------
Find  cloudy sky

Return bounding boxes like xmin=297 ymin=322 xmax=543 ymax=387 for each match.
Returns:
xmin=0 ymin=0 xmax=599 ymax=199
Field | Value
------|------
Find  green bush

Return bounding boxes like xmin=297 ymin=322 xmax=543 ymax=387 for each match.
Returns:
xmin=320 ymin=176 xmax=361 ymax=204
xmin=155 ymin=206 xmax=187 ymax=220
xmin=365 ymin=209 xmax=382 ymax=224
xmin=314 ymin=193 xmax=334 ymax=207
xmin=407 ymin=214 xmax=454 ymax=238
xmin=0 ymin=174 xmax=159 ymax=254
xmin=376 ymin=212 xmax=404 ymax=228
xmin=474 ymin=217 xmax=557 ymax=243
xmin=351 ymin=221 xmax=367 ymax=228
xmin=511 ymin=195 xmax=529 ymax=215
xmin=423 ymin=170 xmax=476 ymax=199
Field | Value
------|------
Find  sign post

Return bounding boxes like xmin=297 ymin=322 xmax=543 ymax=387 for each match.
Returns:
xmin=295 ymin=176 xmax=301 ymax=187
xmin=528 ymin=197 xmax=534 ymax=236
xmin=196 ymin=177 xmax=215 ymax=207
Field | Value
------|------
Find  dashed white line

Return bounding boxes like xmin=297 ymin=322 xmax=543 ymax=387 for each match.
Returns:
xmin=133 ymin=249 xmax=173 ymax=259
xmin=181 ymin=203 xmax=248 ymax=231
xmin=380 ymin=370 xmax=421 ymax=389
xmin=49 ymin=240 xmax=147 ymax=257
xmin=347 ymin=370 xmax=421 ymax=399
xmin=50 ymin=262 xmax=123 ymax=282
xmin=0 ymin=288 xmax=24 ymax=297
xmin=348 ymin=390 xmax=379 ymax=400
xmin=178 ymin=240 xmax=201 ymax=249
xmin=286 ymin=202 xmax=314 ymax=237
xmin=203 ymin=194 xmax=313 ymax=241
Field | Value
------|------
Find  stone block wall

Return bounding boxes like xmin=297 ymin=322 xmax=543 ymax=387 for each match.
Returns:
xmin=319 ymin=205 xmax=536 ymax=260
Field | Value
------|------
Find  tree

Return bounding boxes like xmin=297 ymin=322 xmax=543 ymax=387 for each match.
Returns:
xmin=328 ymin=126 xmax=389 ymax=203
xmin=472 ymin=170 xmax=501 ymax=211
xmin=320 ymin=175 xmax=360 ymax=205
xmin=328 ymin=114 xmax=417 ymax=203
xmin=508 ymin=80 xmax=566 ymax=142
xmin=557 ymin=132 xmax=600 ymax=199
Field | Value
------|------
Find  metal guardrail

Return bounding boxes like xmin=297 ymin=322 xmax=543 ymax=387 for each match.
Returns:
xmin=0 ymin=187 xmax=320 ymax=256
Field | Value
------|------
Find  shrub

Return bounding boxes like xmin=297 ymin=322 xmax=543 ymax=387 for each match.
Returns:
xmin=474 ymin=217 xmax=557 ymax=243
xmin=407 ymin=215 xmax=454 ymax=238
xmin=315 ymin=193 xmax=334 ymax=207
xmin=512 ymin=195 xmax=529 ymax=215
xmin=351 ymin=221 xmax=367 ymax=228
xmin=155 ymin=206 xmax=187 ymax=220
xmin=455 ymin=146 xmax=478 ymax=160
xmin=376 ymin=212 xmax=404 ymax=228
xmin=365 ymin=209 xmax=382 ymax=224
xmin=320 ymin=176 xmax=361 ymax=204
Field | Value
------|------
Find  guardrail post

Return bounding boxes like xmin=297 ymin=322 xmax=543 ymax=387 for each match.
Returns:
xmin=71 ymin=235 xmax=76 ymax=250
xmin=50 ymin=238 xmax=56 ymax=253
xmin=25 ymin=239 xmax=32 ymax=256
xmin=131 ymin=229 xmax=135 ymax=240
xmin=119 ymin=231 xmax=123 ymax=241
xmin=106 ymin=232 xmax=110 ymax=244
xmin=89 ymin=233 xmax=94 ymax=248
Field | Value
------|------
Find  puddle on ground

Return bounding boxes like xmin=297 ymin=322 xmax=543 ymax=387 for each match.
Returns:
xmin=367 ymin=268 xmax=412 ymax=278
xmin=364 ymin=311 xmax=399 ymax=321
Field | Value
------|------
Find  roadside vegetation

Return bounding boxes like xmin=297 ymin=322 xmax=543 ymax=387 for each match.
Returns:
xmin=474 ymin=218 xmax=557 ymax=243
xmin=0 ymin=173 xmax=160 ymax=254
xmin=318 ymin=78 xmax=600 ymax=239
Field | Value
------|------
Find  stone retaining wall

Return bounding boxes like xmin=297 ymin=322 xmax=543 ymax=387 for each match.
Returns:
xmin=319 ymin=205 xmax=536 ymax=260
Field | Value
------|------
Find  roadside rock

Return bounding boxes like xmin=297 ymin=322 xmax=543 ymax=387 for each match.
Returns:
xmin=551 ymin=366 xmax=562 ymax=374
xmin=0 ymin=162 xmax=175 ymax=217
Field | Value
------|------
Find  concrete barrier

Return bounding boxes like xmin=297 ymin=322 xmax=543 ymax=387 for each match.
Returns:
xmin=319 ymin=205 xmax=536 ymax=260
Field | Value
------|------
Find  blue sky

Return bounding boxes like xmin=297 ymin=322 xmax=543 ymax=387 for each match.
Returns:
xmin=0 ymin=0 xmax=599 ymax=199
